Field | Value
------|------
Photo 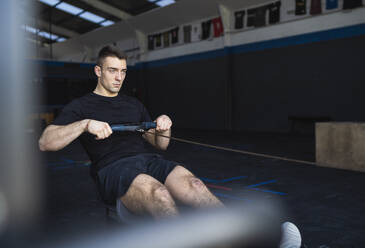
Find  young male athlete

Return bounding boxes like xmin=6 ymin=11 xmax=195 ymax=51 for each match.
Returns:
xmin=39 ymin=46 xmax=301 ymax=247
xmin=39 ymin=46 xmax=223 ymax=219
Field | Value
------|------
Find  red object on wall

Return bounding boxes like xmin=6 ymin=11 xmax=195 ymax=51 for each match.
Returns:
xmin=310 ymin=0 xmax=322 ymax=14
xmin=212 ymin=17 xmax=224 ymax=37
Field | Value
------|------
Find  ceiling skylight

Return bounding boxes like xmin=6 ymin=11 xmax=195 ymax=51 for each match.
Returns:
xmin=24 ymin=26 xmax=38 ymax=34
xmin=38 ymin=0 xmax=116 ymax=29
xmin=38 ymin=0 xmax=59 ymax=6
xmin=38 ymin=31 xmax=59 ymax=40
xmin=56 ymin=2 xmax=83 ymax=15
xmin=100 ymin=20 xmax=115 ymax=27
xmin=155 ymin=0 xmax=175 ymax=7
xmin=23 ymin=25 xmax=66 ymax=42
xmin=79 ymin=11 xmax=105 ymax=23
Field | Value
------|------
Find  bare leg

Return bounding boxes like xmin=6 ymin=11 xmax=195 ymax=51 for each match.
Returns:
xmin=164 ymin=166 xmax=224 ymax=208
xmin=120 ymin=173 xmax=179 ymax=219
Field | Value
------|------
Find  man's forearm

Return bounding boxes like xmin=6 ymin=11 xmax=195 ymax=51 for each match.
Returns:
xmin=143 ymin=128 xmax=171 ymax=150
xmin=155 ymin=128 xmax=171 ymax=150
xmin=39 ymin=119 xmax=90 ymax=151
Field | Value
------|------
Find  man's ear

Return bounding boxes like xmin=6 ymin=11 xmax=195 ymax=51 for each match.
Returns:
xmin=94 ymin=65 xmax=101 ymax=77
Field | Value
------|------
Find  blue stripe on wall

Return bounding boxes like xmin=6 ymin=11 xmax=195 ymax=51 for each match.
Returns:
xmin=31 ymin=60 xmax=65 ymax=67
xmin=29 ymin=59 xmax=95 ymax=68
xmin=33 ymin=23 xmax=365 ymax=69
xmin=139 ymin=23 xmax=365 ymax=68
xmin=230 ymin=23 xmax=365 ymax=54
xmin=141 ymin=48 xmax=228 ymax=68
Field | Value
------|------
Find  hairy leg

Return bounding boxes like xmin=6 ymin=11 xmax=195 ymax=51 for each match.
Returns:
xmin=120 ymin=174 xmax=179 ymax=219
xmin=164 ymin=166 xmax=224 ymax=208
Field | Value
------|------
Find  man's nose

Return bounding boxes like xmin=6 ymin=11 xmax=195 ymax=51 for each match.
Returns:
xmin=115 ymin=72 xmax=122 ymax=81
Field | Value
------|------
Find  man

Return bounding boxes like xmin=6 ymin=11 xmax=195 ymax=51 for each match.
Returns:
xmin=39 ymin=46 xmax=223 ymax=219
xmin=39 ymin=46 xmax=301 ymax=248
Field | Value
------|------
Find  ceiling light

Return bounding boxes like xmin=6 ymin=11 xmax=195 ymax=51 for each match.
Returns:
xmin=55 ymin=2 xmax=83 ymax=15
xmin=23 ymin=26 xmax=38 ymax=34
xmin=38 ymin=31 xmax=59 ymax=40
xmin=23 ymin=25 xmax=61 ymax=41
xmin=155 ymin=0 xmax=175 ymax=7
xmin=100 ymin=20 xmax=115 ymax=27
xmin=79 ymin=11 xmax=105 ymax=23
xmin=38 ymin=0 xmax=60 ymax=6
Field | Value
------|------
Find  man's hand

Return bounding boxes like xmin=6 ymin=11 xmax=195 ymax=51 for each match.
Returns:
xmin=143 ymin=115 xmax=172 ymax=150
xmin=86 ymin=120 xmax=113 ymax=140
xmin=155 ymin=115 xmax=172 ymax=132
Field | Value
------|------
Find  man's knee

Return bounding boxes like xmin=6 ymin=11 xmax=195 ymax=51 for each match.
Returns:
xmin=166 ymin=166 xmax=206 ymax=191
xmin=128 ymin=174 xmax=163 ymax=197
xmin=151 ymin=185 xmax=174 ymax=203
xmin=132 ymin=174 xmax=173 ymax=202
xmin=123 ymin=174 xmax=178 ymax=217
xmin=189 ymin=177 xmax=205 ymax=190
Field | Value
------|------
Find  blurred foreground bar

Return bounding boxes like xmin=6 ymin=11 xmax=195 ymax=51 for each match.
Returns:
xmin=0 ymin=0 xmax=42 ymax=241
xmin=38 ymin=199 xmax=283 ymax=248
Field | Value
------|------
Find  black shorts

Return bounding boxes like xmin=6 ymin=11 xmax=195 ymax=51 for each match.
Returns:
xmin=96 ymin=153 xmax=181 ymax=205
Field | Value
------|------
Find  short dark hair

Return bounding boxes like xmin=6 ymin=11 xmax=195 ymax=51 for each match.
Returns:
xmin=96 ymin=45 xmax=127 ymax=66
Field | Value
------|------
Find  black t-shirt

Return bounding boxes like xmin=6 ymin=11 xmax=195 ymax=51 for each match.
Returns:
xmin=52 ymin=92 xmax=154 ymax=173
xmin=155 ymin=33 xmax=162 ymax=47
xmin=183 ymin=25 xmax=192 ymax=43
xmin=343 ymin=0 xmax=362 ymax=9
xmin=201 ymin=20 xmax=212 ymax=40
xmin=295 ymin=0 xmax=307 ymax=15
xmin=148 ymin=35 xmax=154 ymax=50
xmin=163 ymin=32 xmax=170 ymax=47
xmin=234 ymin=10 xmax=245 ymax=29
xmin=254 ymin=6 xmax=267 ymax=27
xmin=269 ymin=1 xmax=281 ymax=24
xmin=247 ymin=8 xmax=256 ymax=27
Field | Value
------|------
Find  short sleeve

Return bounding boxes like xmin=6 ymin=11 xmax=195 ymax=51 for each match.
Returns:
xmin=52 ymin=99 xmax=83 ymax=125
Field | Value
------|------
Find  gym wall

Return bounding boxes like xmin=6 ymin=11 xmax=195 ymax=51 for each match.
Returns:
xmin=136 ymin=29 xmax=365 ymax=132
xmin=37 ymin=4 xmax=365 ymax=133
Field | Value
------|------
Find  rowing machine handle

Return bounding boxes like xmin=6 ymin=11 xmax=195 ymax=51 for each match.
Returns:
xmin=110 ymin=122 xmax=157 ymax=132
xmin=141 ymin=122 xmax=157 ymax=130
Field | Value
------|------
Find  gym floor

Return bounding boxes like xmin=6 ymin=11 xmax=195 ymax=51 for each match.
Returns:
xmin=38 ymin=129 xmax=365 ymax=248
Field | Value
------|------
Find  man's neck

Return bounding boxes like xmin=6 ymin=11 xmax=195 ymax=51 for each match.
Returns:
xmin=93 ymin=86 xmax=118 ymax=97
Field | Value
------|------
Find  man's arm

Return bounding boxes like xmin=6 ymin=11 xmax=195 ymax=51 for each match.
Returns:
xmin=143 ymin=115 xmax=172 ymax=150
xmin=38 ymin=119 xmax=113 ymax=151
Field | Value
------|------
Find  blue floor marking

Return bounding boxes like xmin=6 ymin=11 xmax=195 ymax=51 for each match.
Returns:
xmin=244 ymin=179 xmax=287 ymax=195
xmin=251 ymin=188 xmax=287 ymax=195
xmin=245 ymin=179 xmax=277 ymax=189
xmin=62 ymin=158 xmax=76 ymax=164
xmin=220 ymin=176 xmax=248 ymax=183
xmin=201 ymin=177 xmax=287 ymax=196
xmin=48 ymin=157 xmax=90 ymax=170
xmin=200 ymin=176 xmax=247 ymax=184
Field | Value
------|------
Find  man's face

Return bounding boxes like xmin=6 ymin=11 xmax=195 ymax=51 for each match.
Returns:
xmin=95 ymin=56 xmax=127 ymax=97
